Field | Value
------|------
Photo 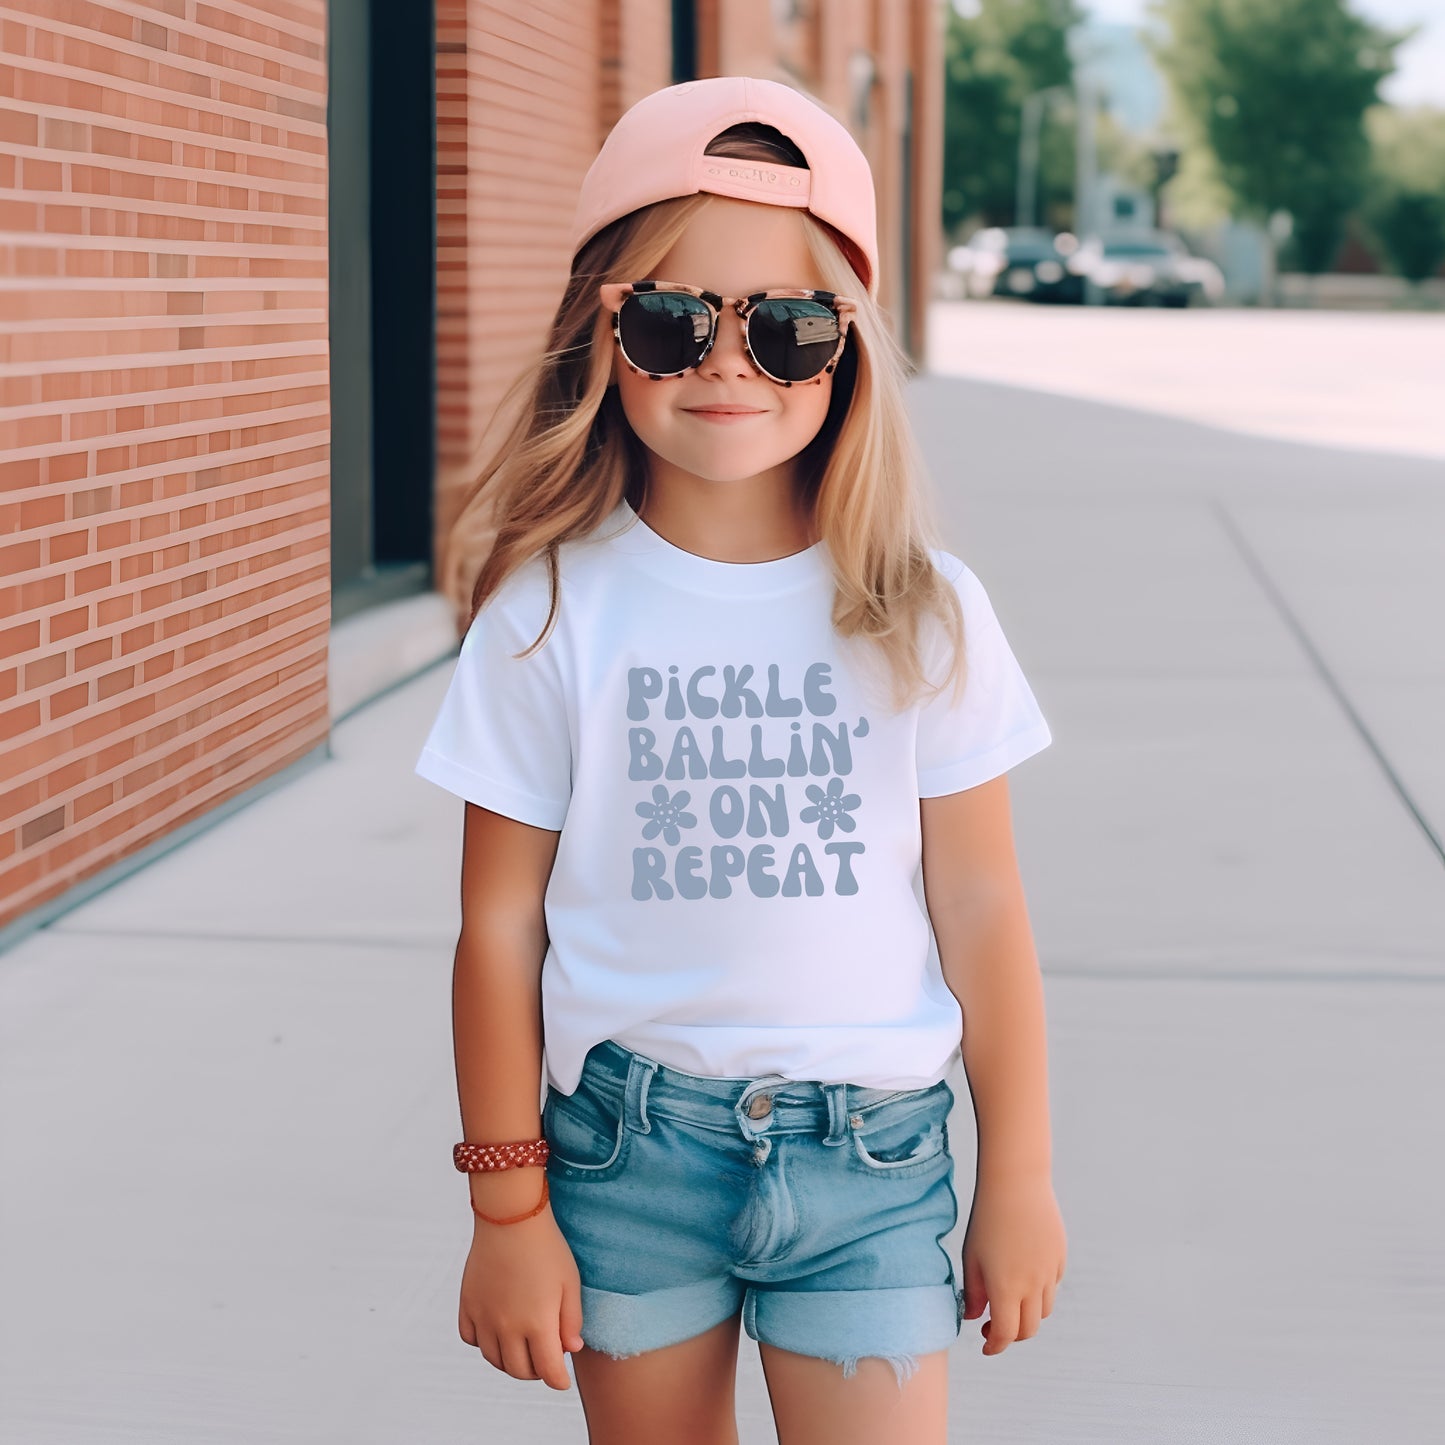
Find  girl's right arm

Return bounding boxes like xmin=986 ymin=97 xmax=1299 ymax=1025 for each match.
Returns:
xmin=453 ymin=800 xmax=583 ymax=1391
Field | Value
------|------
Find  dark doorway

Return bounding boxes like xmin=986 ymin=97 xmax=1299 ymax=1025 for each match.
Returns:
xmin=672 ymin=0 xmax=697 ymax=82
xmin=328 ymin=0 xmax=436 ymax=622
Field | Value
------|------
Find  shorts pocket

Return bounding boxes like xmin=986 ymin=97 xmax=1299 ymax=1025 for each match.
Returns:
xmin=849 ymin=1087 xmax=952 ymax=1178
xmin=543 ymin=1077 xmax=632 ymax=1180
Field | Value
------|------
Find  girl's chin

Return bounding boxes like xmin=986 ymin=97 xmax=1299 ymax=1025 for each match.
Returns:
xmin=665 ymin=455 xmax=800 ymax=482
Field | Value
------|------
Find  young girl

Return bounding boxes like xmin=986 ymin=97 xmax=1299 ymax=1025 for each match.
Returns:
xmin=416 ymin=76 xmax=1066 ymax=1444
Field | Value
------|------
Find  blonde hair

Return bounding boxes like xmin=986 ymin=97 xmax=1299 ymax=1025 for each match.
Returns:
xmin=443 ymin=124 xmax=968 ymax=713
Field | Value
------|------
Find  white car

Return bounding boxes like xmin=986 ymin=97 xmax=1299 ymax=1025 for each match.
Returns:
xmin=1070 ymin=230 xmax=1225 ymax=307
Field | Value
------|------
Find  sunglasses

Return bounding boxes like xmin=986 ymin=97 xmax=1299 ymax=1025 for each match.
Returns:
xmin=599 ymin=280 xmax=857 ymax=386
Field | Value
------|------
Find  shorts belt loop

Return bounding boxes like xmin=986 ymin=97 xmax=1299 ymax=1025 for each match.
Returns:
xmin=822 ymin=1082 xmax=850 ymax=1146
xmin=624 ymin=1053 xmax=660 ymax=1134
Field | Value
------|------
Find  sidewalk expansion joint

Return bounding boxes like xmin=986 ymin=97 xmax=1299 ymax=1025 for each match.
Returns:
xmin=1211 ymin=498 xmax=1445 ymax=874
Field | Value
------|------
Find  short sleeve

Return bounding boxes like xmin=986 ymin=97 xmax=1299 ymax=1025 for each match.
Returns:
xmin=915 ymin=556 xmax=1052 ymax=797
xmin=413 ymin=583 xmax=573 ymax=830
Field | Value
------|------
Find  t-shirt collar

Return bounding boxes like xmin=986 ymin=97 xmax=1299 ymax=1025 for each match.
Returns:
xmin=602 ymin=498 xmax=830 ymax=597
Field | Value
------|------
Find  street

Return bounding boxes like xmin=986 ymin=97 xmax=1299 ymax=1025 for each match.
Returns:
xmin=928 ymin=298 xmax=1445 ymax=461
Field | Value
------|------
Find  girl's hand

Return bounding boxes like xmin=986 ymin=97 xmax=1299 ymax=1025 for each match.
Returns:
xmin=960 ymin=1173 xmax=1067 ymax=1356
xmin=459 ymin=1202 xmax=585 ymax=1390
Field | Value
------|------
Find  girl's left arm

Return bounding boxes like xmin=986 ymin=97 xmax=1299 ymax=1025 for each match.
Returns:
xmin=921 ymin=772 xmax=1066 ymax=1356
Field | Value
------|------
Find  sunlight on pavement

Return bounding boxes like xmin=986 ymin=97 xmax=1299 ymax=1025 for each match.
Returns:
xmin=926 ymin=301 xmax=1445 ymax=461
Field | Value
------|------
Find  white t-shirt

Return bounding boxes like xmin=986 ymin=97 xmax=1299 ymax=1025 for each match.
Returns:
xmin=415 ymin=500 xmax=1052 ymax=1096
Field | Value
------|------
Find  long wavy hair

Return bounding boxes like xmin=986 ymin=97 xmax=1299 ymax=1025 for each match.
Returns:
xmin=442 ymin=120 xmax=968 ymax=712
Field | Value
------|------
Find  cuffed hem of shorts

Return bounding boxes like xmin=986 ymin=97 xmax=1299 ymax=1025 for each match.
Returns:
xmin=579 ymin=1276 xmax=746 ymax=1360
xmin=744 ymin=1284 xmax=964 ymax=1387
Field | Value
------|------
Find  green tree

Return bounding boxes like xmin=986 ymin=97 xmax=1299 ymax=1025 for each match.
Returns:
xmin=943 ymin=0 xmax=1085 ymax=236
xmin=1374 ymin=192 xmax=1445 ymax=283
xmin=1364 ymin=105 xmax=1445 ymax=286
xmin=1146 ymin=0 xmax=1409 ymax=282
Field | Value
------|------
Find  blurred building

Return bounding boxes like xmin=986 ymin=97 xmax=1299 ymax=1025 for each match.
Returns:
xmin=0 ymin=1 xmax=944 ymax=939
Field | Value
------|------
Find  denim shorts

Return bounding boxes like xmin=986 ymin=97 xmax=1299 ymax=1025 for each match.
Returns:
xmin=543 ymin=1037 xmax=964 ymax=1386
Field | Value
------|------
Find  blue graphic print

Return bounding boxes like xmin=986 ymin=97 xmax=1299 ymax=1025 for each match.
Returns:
xmin=635 ymin=785 xmax=698 ymax=845
xmin=626 ymin=661 xmax=871 ymax=901
xmin=799 ymin=777 xmax=861 ymax=839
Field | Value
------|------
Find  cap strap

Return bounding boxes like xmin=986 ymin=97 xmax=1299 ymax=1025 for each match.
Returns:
xmin=698 ymin=158 xmax=811 ymax=207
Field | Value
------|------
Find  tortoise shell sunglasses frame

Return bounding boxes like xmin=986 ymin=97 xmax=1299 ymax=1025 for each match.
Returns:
xmin=599 ymin=280 xmax=858 ymax=387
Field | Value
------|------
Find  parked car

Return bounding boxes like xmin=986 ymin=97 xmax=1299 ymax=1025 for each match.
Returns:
xmin=1068 ymin=229 xmax=1225 ymax=307
xmin=947 ymin=226 xmax=1084 ymax=303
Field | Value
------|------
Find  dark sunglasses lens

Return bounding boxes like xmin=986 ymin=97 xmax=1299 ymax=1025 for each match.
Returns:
xmin=617 ymin=292 xmax=713 ymax=375
xmin=747 ymin=299 xmax=841 ymax=381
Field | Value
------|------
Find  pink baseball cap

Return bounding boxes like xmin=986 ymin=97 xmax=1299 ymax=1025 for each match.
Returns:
xmin=569 ymin=75 xmax=880 ymax=298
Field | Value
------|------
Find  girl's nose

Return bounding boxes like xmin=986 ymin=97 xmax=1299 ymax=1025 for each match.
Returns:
xmin=701 ymin=307 xmax=754 ymax=378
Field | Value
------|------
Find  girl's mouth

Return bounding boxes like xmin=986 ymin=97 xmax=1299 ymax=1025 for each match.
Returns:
xmin=684 ymin=408 xmax=768 ymax=423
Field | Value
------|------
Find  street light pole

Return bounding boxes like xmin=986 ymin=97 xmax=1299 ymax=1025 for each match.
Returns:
xmin=1074 ymin=68 xmax=1097 ymax=240
xmin=1017 ymin=90 xmax=1045 ymax=228
xmin=1017 ymin=84 xmax=1070 ymax=229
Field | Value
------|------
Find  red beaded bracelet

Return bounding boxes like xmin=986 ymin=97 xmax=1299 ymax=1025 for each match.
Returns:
xmin=453 ymin=1138 xmax=550 ymax=1172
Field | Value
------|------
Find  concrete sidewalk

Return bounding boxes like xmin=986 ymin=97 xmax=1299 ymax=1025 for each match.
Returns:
xmin=2 ymin=373 xmax=1442 ymax=1443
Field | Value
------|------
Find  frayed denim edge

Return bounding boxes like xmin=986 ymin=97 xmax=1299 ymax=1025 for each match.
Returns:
xmin=591 ymin=1342 xmax=922 ymax=1389
xmin=590 ymin=1344 xmax=644 ymax=1362
xmin=835 ymin=1351 xmax=922 ymax=1388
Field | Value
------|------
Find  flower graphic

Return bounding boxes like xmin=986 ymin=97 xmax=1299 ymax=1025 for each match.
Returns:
xmin=799 ymin=777 xmax=861 ymax=839
xmin=635 ymin=784 xmax=698 ymax=845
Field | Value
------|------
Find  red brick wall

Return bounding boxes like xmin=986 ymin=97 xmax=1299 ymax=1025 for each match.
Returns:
xmin=435 ymin=3 xmax=609 ymax=515
xmin=432 ymin=0 xmax=673 ymax=596
xmin=0 ymin=0 xmax=331 ymax=929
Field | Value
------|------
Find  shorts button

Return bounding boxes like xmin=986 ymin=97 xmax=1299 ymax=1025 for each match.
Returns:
xmin=747 ymin=1093 xmax=772 ymax=1118
xmin=848 ymin=1114 xmax=863 ymax=1128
